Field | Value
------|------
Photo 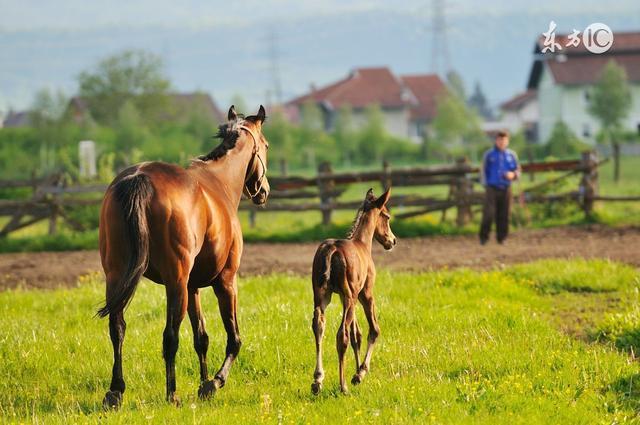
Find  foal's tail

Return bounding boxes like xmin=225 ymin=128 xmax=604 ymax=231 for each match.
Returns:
xmin=97 ymin=174 xmax=154 ymax=318
xmin=314 ymin=243 xmax=338 ymax=288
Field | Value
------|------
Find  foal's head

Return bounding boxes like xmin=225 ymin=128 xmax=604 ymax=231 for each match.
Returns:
xmin=351 ymin=188 xmax=397 ymax=250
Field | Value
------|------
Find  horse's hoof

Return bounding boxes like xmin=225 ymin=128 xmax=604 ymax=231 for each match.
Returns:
xmin=311 ymin=381 xmax=322 ymax=395
xmin=198 ymin=379 xmax=218 ymax=400
xmin=340 ymin=386 xmax=349 ymax=395
xmin=102 ymin=390 xmax=123 ymax=410
xmin=168 ymin=393 xmax=181 ymax=407
xmin=351 ymin=373 xmax=363 ymax=385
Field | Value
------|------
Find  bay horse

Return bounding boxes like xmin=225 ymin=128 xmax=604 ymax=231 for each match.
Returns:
xmin=310 ymin=188 xmax=396 ymax=394
xmin=98 ymin=105 xmax=270 ymax=408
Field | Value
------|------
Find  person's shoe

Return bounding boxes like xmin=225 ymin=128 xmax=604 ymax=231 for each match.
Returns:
xmin=497 ymin=239 xmax=506 ymax=245
xmin=480 ymin=238 xmax=488 ymax=246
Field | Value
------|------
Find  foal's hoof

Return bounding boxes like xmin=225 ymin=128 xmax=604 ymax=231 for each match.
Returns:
xmin=198 ymin=379 xmax=219 ymax=400
xmin=351 ymin=373 xmax=363 ymax=385
xmin=311 ymin=381 xmax=323 ymax=395
xmin=340 ymin=386 xmax=349 ymax=395
xmin=167 ymin=393 xmax=182 ymax=407
xmin=102 ymin=390 xmax=123 ymax=410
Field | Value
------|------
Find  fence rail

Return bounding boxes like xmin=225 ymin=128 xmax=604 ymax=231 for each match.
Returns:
xmin=0 ymin=151 xmax=632 ymax=238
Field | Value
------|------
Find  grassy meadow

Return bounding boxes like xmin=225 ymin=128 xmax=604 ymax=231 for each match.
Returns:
xmin=2 ymin=259 xmax=640 ymax=423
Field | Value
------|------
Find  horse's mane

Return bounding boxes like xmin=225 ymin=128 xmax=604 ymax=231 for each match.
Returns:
xmin=198 ymin=116 xmax=245 ymax=162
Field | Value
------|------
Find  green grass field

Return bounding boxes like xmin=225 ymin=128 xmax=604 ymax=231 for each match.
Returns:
xmin=2 ymin=259 xmax=640 ymax=424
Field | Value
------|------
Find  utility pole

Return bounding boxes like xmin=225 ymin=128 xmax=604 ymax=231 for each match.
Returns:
xmin=267 ymin=27 xmax=283 ymax=106
xmin=430 ymin=0 xmax=451 ymax=76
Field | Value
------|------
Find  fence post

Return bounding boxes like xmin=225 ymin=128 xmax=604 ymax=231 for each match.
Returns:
xmin=381 ymin=160 xmax=392 ymax=192
xmin=455 ymin=157 xmax=473 ymax=227
xmin=318 ymin=162 xmax=334 ymax=225
xmin=279 ymin=158 xmax=288 ymax=177
xmin=579 ymin=150 xmax=598 ymax=217
xmin=48 ymin=174 xmax=64 ymax=236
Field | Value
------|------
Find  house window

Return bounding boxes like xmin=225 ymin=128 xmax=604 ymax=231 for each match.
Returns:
xmin=583 ymin=123 xmax=591 ymax=138
xmin=637 ymin=123 xmax=640 ymax=135
xmin=584 ymin=90 xmax=590 ymax=102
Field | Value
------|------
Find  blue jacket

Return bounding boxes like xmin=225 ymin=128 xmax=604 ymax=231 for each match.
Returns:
xmin=481 ymin=147 xmax=520 ymax=189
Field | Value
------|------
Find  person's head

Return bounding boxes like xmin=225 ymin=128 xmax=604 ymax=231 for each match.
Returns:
xmin=495 ymin=130 xmax=510 ymax=151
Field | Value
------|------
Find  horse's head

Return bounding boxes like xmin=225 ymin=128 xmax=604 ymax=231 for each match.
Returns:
xmin=364 ymin=188 xmax=397 ymax=251
xmin=229 ymin=105 xmax=270 ymax=205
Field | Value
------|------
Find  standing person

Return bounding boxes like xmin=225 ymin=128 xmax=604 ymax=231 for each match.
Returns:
xmin=479 ymin=130 xmax=520 ymax=245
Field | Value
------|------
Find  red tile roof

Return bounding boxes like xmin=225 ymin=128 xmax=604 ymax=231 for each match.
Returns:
xmin=288 ymin=67 xmax=446 ymax=121
xmin=500 ymin=89 xmax=536 ymax=111
xmin=530 ymin=31 xmax=640 ymax=86
xmin=400 ymin=74 xmax=447 ymax=121
xmin=288 ymin=67 xmax=410 ymax=110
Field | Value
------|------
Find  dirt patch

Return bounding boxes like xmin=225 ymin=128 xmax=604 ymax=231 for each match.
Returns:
xmin=0 ymin=225 xmax=639 ymax=290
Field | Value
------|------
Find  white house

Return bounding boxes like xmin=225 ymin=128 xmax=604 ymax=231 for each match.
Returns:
xmin=285 ymin=67 xmax=447 ymax=143
xmin=498 ymin=89 xmax=539 ymax=142
xmin=527 ymin=31 xmax=640 ymax=144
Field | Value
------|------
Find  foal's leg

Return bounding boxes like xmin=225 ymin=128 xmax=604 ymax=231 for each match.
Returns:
xmin=163 ymin=280 xmax=189 ymax=405
xmin=311 ymin=288 xmax=332 ymax=395
xmin=188 ymin=289 xmax=214 ymax=399
xmin=349 ymin=316 xmax=363 ymax=385
xmin=211 ymin=272 xmax=242 ymax=390
xmin=353 ymin=292 xmax=380 ymax=384
xmin=337 ymin=295 xmax=356 ymax=394
xmin=103 ymin=307 xmax=126 ymax=409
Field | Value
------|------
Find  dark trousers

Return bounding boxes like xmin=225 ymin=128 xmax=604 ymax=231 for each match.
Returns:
xmin=479 ymin=186 xmax=512 ymax=243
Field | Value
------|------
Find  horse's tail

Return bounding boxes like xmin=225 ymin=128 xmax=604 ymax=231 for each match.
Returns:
xmin=97 ymin=174 xmax=154 ymax=318
xmin=314 ymin=243 xmax=338 ymax=288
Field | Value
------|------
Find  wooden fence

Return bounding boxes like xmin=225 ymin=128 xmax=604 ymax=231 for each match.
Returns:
xmin=0 ymin=151 xmax=637 ymax=237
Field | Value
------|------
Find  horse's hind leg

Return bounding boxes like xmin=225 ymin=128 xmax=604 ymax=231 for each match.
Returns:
xmin=188 ymin=289 xmax=214 ymax=399
xmin=349 ymin=317 xmax=363 ymax=385
xmin=162 ymin=277 xmax=189 ymax=406
xmin=103 ymin=275 xmax=126 ymax=410
xmin=311 ymin=288 xmax=332 ymax=395
xmin=103 ymin=308 xmax=126 ymax=408
xmin=337 ymin=295 xmax=356 ymax=394
xmin=353 ymin=292 xmax=380 ymax=384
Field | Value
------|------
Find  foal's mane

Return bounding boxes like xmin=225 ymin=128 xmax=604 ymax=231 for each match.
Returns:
xmin=198 ymin=116 xmax=246 ymax=162
xmin=346 ymin=203 xmax=366 ymax=239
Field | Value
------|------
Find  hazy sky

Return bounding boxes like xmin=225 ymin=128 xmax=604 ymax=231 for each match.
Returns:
xmin=1 ymin=1 xmax=639 ymax=113
xmin=1 ymin=0 xmax=637 ymax=31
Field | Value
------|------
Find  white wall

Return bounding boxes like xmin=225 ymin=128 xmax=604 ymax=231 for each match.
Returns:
xmin=538 ymin=62 xmax=640 ymax=144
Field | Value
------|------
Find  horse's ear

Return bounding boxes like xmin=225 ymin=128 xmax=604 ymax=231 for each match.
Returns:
xmin=375 ymin=188 xmax=391 ymax=208
xmin=365 ymin=188 xmax=376 ymax=202
xmin=256 ymin=105 xmax=266 ymax=124
xmin=228 ymin=105 xmax=237 ymax=121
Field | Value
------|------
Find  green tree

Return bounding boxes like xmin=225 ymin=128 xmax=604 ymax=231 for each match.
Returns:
xmin=333 ymin=104 xmax=357 ymax=165
xmin=432 ymin=93 xmax=485 ymax=160
xmin=446 ymin=70 xmax=466 ymax=101
xmin=229 ymin=93 xmax=248 ymax=116
xmin=77 ymin=49 xmax=170 ymax=125
xmin=545 ymin=121 xmax=587 ymax=159
xmin=588 ymin=60 xmax=632 ymax=181
xmin=262 ymin=109 xmax=297 ymax=171
xmin=357 ymin=104 xmax=389 ymax=162
xmin=114 ymin=100 xmax=149 ymax=165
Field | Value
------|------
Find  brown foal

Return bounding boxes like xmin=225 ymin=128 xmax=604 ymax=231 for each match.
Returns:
xmin=310 ymin=188 xmax=396 ymax=394
xmin=98 ymin=105 xmax=270 ymax=408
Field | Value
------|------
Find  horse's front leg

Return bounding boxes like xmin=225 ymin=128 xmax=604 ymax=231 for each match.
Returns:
xmin=211 ymin=269 xmax=242 ymax=391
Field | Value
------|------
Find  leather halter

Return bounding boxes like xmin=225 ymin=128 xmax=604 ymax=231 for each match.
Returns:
xmin=237 ymin=124 xmax=267 ymax=199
